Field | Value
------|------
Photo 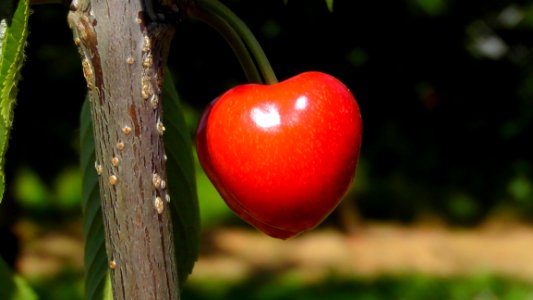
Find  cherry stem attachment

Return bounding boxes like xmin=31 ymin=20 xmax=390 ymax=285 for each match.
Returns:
xmin=190 ymin=5 xmax=263 ymax=84
xmin=192 ymin=0 xmax=278 ymax=85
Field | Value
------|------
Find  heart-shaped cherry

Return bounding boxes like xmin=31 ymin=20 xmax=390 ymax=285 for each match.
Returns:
xmin=196 ymin=71 xmax=362 ymax=239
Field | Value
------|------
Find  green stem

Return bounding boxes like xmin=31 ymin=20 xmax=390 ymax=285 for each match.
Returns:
xmin=194 ymin=0 xmax=278 ymax=84
xmin=190 ymin=6 xmax=263 ymax=84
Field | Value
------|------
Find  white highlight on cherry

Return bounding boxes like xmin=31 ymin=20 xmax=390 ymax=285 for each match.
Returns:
xmin=295 ymin=95 xmax=308 ymax=110
xmin=251 ymin=104 xmax=281 ymax=129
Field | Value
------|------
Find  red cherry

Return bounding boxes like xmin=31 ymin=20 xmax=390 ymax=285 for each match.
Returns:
xmin=196 ymin=71 xmax=362 ymax=239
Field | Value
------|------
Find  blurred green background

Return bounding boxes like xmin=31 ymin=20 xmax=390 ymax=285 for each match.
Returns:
xmin=1 ymin=0 xmax=533 ymax=299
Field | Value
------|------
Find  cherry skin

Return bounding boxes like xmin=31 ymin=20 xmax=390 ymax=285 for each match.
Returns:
xmin=196 ymin=71 xmax=362 ymax=239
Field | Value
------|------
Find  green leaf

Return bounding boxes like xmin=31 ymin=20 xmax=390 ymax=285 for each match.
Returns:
xmin=80 ymin=68 xmax=200 ymax=297
xmin=325 ymin=0 xmax=334 ymax=12
xmin=0 ymin=256 xmax=37 ymax=300
xmin=0 ymin=0 xmax=29 ymax=202
xmin=80 ymin=98 xmax=113 ymax=300
xmin=163 ymin=68 xmax=200 ymax=288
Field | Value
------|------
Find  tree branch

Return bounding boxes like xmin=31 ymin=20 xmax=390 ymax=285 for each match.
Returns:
xmin=68 ymin=0 xmax=180 ymax=298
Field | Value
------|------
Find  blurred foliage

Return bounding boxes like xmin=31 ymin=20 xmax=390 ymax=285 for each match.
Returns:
xmin=0 ymin=256 xmax=37 ymax=300
xmin=17 ymin=264 xmax=533 ymax=300
xmin=28 ymin=268 xmax=84 ymax=300
xmin=13 ymin=166 xmax=81 ymax=211
xmin=22 ymin=270 xmax=533 ymax=300
xmin=183 ymin=275 xmax=533 ymax=300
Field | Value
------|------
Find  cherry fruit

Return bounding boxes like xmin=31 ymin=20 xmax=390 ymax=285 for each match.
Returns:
xmin=196 ymin=71 xmax=362 ymax=239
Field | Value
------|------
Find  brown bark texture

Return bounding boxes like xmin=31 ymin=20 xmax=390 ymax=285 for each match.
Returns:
xmin=68 ymin=0 xmax=180 ymax=298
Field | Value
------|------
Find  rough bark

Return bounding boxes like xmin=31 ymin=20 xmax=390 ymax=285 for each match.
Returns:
xmin=68 ymin=0 xmax=179 ymax=298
